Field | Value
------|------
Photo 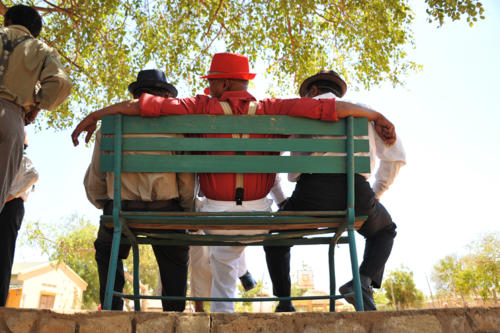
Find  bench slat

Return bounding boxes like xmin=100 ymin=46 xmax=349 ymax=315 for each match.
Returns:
xmin=100 ymin=154 xmax=371 ymax=173
xmin=136 ymin=237 xmax=346 ymax=247
xmin=101 ymin=115 xmax=369 ymax=136
xmin=100 ymin=137 xmax=369 ymax=153
xmin=101 ymin=215 xmax=367 ymax=230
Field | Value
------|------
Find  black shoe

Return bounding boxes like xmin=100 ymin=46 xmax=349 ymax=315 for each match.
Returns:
xmin=275 ymin=301 xmax=296 ymax=312
xmin=339 ymin=275 xmax=377 ymax=311
xmin=239 ymin=270 xmax=257 ymax=292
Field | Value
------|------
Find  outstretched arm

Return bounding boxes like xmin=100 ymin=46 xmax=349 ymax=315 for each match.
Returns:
xmin=71 ymin=99 xmax=140 ymax=146
xmin=336 ymin=101 xmax=396 ymax=146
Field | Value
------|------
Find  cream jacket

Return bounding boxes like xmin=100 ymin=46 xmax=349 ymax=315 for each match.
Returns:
xmin=84 ymin=129 xmax=195 ymax=211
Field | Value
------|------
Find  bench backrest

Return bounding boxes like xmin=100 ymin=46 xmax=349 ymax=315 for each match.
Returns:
xmin=99 ymin=115 xmax=370 ymax=176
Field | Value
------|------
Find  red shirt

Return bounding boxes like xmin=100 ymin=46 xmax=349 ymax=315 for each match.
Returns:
xmin=139 ymin=90 xmax=337 ymax=201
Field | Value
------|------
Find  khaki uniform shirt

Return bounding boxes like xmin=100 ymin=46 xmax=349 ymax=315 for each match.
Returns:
xmin=0 ymin=25 xmax=72 ymax=110
xmin=84 ymin=129 xmax=195 ymax=211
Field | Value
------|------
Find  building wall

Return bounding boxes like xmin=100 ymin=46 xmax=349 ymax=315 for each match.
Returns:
xmin=19 ymin=268 xmax=84 ymax=311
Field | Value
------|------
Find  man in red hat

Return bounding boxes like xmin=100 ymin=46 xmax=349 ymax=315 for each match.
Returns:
xmin=71 ymin=52 xmax=396 ymax=312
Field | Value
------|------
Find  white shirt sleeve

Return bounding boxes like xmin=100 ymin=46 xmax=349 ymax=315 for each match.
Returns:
xmin=369 ymin=123 xmax=406 ymax=199
xmin=83 ymin=129 xmax=109 ymax=209
xmin=269 ymin=174 xmax=287 ymax=205
xmin=8 ymin=156 xmax=39 ymax=201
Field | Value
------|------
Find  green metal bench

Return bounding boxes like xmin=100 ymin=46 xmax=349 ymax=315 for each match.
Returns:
xmin=99 ymin=114 xmax=370 ymax=312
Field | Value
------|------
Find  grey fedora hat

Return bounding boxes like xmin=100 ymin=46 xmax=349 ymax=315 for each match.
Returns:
xmin=299 ymin=70 xmax=347 ymax=98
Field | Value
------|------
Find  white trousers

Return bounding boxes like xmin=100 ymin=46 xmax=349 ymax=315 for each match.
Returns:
xmin=190 ymin=241 xmax=248 ymax=298
xmin=196 ymin=197 xmax=272 ymax=312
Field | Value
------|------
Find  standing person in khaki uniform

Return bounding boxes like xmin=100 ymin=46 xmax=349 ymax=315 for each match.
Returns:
xmin=0 ymin=5 xmax=72 ymax=211
xmin=84 ymin=69 xmax=195 ymax=311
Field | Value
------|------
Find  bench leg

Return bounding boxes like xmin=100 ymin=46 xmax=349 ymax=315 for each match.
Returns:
xmin=103 ymin=227 xmax=122 ymax=310
xmin=347 ymin=227 xmax=364 ymax=311
xmin=132 ymin=244 xmax=141 ymax=311
xmin=328 ymin=243 xmax=336 ymax=312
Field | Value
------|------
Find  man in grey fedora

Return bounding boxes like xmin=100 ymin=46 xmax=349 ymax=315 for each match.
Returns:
xmin=264 ymin=70 xmax=406 ymax=311
xmin=84 ymin=69 xmax=194 ymax=311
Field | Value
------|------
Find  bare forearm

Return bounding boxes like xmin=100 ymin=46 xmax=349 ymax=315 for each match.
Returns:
xmin=92 ymin=99 xmax=140 ymax=121
xmin=336 ymin=101 xmax=382 ymax=121
xmin=71 ymin=99 xmax=140 ymax=146
xmin=336 ymin=101 xmax=397 ymax=146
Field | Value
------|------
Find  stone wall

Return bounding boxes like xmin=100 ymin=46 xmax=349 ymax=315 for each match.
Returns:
xmin=0 ymin=307 xmax=498 ymax=333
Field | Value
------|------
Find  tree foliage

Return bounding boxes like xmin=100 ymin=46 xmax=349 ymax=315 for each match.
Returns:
xmin=382 ymin=265 xmax=424 ymax=310
xmin=235 ymin=279 xmax=266 ymax=312
xmin=21 ymin=215 xmax=160 ymax=309
xmin=431 ymin=233 xmax=499 ymax=304
xmin=0 ymin=0 xmax=484 ymax=130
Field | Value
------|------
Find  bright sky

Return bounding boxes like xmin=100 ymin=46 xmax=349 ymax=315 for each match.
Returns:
xmin=16 ymin=0 xmax=500 ymax=299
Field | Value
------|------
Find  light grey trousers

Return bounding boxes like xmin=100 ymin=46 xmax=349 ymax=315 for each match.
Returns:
xmin=0 ymin=100 xmax=24 ymax=211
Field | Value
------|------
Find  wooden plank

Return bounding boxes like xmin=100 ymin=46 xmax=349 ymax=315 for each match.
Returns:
xmin=101 ymin=115 xmax=369 ymax=136
xmin=113 ymin=210 xmax=349 ymax=217
xmin=102 ymin=220 xmax=365 ymax=230
xmin=100 ymin=154 xmax=371 ymax=173
xmin=135 ymin=237 xmax=340 ymax=246
xmin=101 ymin=215 xmax=367 ymax=229
xmin=100 ymin=137 xmax=370 ymax=153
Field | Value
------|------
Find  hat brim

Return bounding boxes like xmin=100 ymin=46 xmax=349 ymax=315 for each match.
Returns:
xmin=299 ymin=73 xmax=347 ymax=98
xmin=128 ymin=80 xmax=178 ymax=97
xmin=200 ymin=72 xmax=256 ymax=80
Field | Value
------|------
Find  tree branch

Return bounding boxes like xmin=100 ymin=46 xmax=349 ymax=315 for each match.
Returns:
xmin=38 ymin=0 xmax=75 ymax=17
xmin=202 ymin=0 xmax=224 ymax=40
xmin=0 ymin=1 xmax=7 ymax=15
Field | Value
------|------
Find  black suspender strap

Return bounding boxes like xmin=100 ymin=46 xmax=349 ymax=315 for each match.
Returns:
xmin=0 ymin=31 xmax=33 ymax=84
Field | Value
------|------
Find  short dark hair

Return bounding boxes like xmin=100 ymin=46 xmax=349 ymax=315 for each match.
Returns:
xmin=132 ymin=87 xmax=171 ymax=99
xmin=309 ymin=80 xmax=343 ymax=97
xmin=5 ymin=5 xmax=43 ymax=37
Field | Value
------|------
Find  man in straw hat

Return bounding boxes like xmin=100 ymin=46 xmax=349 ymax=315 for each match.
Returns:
xmin=264 ymin=70 xmax=406 ymax=311
xmin=71 ymin=53 xmax=397 ymax=312
xmin=84 ymin=69 xmax=194 ymax=311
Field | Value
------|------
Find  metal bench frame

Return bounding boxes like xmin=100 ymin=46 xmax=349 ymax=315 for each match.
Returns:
xmin=99 ymin=114 xmax=370 ymax=312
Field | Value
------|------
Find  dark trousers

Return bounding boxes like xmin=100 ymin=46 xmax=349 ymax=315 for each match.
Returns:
xmin=0 ymin=198 xmax=24 ymax=306
xmin=264 ymin=174 xmax=397 ymax=297
xmin=95 ymin=201 xmax=189 ymax=311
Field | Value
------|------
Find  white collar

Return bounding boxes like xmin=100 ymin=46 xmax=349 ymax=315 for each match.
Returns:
xmin=313 ymin=92 xmax=337 ymax=100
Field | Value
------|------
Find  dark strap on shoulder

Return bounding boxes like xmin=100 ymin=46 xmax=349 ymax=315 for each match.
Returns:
xmin=0 ymin=31 xmax=33 ymax=84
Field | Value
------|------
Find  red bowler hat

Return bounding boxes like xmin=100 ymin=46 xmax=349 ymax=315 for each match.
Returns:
xmin=201 ymin=52 xmax=256 ymax=80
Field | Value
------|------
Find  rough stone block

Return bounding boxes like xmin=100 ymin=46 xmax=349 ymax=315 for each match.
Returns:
xmin=302 ymin=318 xmax=367 ymax=333
xmin=446 ymin=315 xmax=473 ymax=333
xmin=373 ymin=314 xmax=443 ymax=333
xmin=468 ymin=307 xmax=500 ymax=332
xmin=211 ymin=313 xmax=370 ymax=333
xmin=177 ymin=314 xmax=210 ymax=333
xmin=5 ymin=309 xmax=38 ymax=333
xmin=211 ymin=313 xmax=291 ymax=333
xmin=38 ymin=317 xmax=75 ymax=333
xmin=136 ymin=314 xmax=175 ymax=333
xmin=79 ymin=313 xmax=131 ymax=333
